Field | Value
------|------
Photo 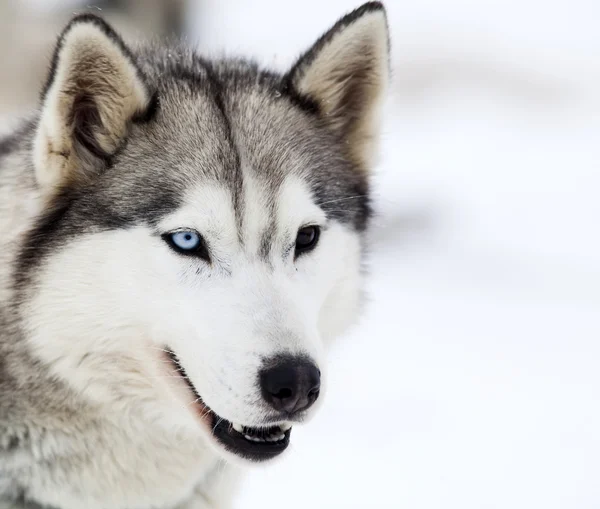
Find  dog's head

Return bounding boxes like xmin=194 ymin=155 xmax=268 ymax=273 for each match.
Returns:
xmin=19 ymin=3 xmax=389 ymax=463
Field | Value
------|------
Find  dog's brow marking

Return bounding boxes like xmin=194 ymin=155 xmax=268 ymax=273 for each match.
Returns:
xmin=233 ymin=167 xmax=245 ymax=247
xmin=202 ymin=60 xmax=245 ymax=246
xmin=258 ymin=203 xmax=278 ymax=263
xmin=258 ymin=228 xmax=272 ymax=261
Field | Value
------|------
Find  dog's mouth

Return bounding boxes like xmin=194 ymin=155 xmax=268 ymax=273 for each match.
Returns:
xmin=165 ymin=348 xmax=291 ymax=461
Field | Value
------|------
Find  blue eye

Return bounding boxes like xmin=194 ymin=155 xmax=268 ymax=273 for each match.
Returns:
xmin=171 ymin=231 xmax=200 ymax=250
xmin=163 ymin=230 xmax=210 ymax=261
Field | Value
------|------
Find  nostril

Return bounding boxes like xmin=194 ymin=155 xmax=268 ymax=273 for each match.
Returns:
xmin=273 ymin=387 xmax=293 ymax=399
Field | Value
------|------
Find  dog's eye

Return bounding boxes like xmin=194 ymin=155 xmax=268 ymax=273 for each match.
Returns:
xmin=163 ymin=230 xmax=209 ymax=261
xmin=295 ymin=226 xmax=320 ymax=256
xmin=171 ymin=231 xmax=200 ymax=250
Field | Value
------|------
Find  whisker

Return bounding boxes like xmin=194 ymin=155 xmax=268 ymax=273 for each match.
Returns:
xmin=148 ymin=346 xmax=174 ymax=354
xmin=321 ymin=208 xmax=365 ymax=213
xmin=144 ymin=375 xmax=187 ymax=380
xmin=318 ymin=194 xmax=368 ymax=206
xmin=212 ymin=417 xmax=224 ymax=433
xmin=187 ymin=396 xmax=203 ymax=407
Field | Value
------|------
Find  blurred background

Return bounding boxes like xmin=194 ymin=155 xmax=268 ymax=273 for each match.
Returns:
xmin=2 ymin=0 xmax=599 ymax=507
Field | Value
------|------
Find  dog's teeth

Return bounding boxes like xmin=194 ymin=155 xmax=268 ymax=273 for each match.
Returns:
xmin=280 ymin=423 xmax=292 ymax=431
xmin=242 ymin=427 xmax=286 ymax=443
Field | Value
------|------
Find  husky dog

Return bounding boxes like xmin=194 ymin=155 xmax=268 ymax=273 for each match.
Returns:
xmin=0 ymin=3 xmax=389 ymax=508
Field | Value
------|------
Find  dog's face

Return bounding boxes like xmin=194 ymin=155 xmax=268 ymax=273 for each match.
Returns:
xmin=19 ymin=4 xmax=388 ymax=463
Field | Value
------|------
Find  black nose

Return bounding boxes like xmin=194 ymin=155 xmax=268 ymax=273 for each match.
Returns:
xmin=260 ymin=356 xmax=321 ymax=415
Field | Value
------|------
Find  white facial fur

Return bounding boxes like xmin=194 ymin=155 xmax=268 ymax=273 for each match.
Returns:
xmin=23 ymin=173 xmax=362 ymax=457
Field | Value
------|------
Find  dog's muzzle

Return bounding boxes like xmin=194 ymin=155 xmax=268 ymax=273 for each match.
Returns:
xmin=165 ymin=348 xmax=315 ymax=461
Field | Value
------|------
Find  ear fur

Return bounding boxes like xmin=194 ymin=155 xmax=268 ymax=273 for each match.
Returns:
xmin=34 ymin=14 xmax=152 ymax=193
xmin=284 ymin=2 xmax=390 ymax=171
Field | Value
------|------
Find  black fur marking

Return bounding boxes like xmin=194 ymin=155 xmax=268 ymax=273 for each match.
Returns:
xmin=132 ymin=90 xmax=160 ymax=124
xmin=259 ymin=228 xmax=274 ymax=261
xmin=277 ymin=80 xmax=320 ymax=116
xmin=12 ymin=189 xmax=75 ymax=295
xmin=201 ymin=61 xmax=246 ymax=244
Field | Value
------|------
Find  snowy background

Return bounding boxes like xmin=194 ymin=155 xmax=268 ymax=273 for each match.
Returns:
xmin=4 ymin=1 xmax=600 ymax=507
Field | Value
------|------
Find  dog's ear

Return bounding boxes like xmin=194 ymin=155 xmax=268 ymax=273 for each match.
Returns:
xmin=284 ymin=2 xmax=389 ymax=170
xmin=34 ymin=14 xmax=153 ymax=193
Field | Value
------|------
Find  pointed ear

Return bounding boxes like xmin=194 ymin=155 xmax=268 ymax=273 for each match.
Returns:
xmin=284 ymin=2 xmax=390 ymax=170
xmin=34 ymin=14 xmax=153 ymax=193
